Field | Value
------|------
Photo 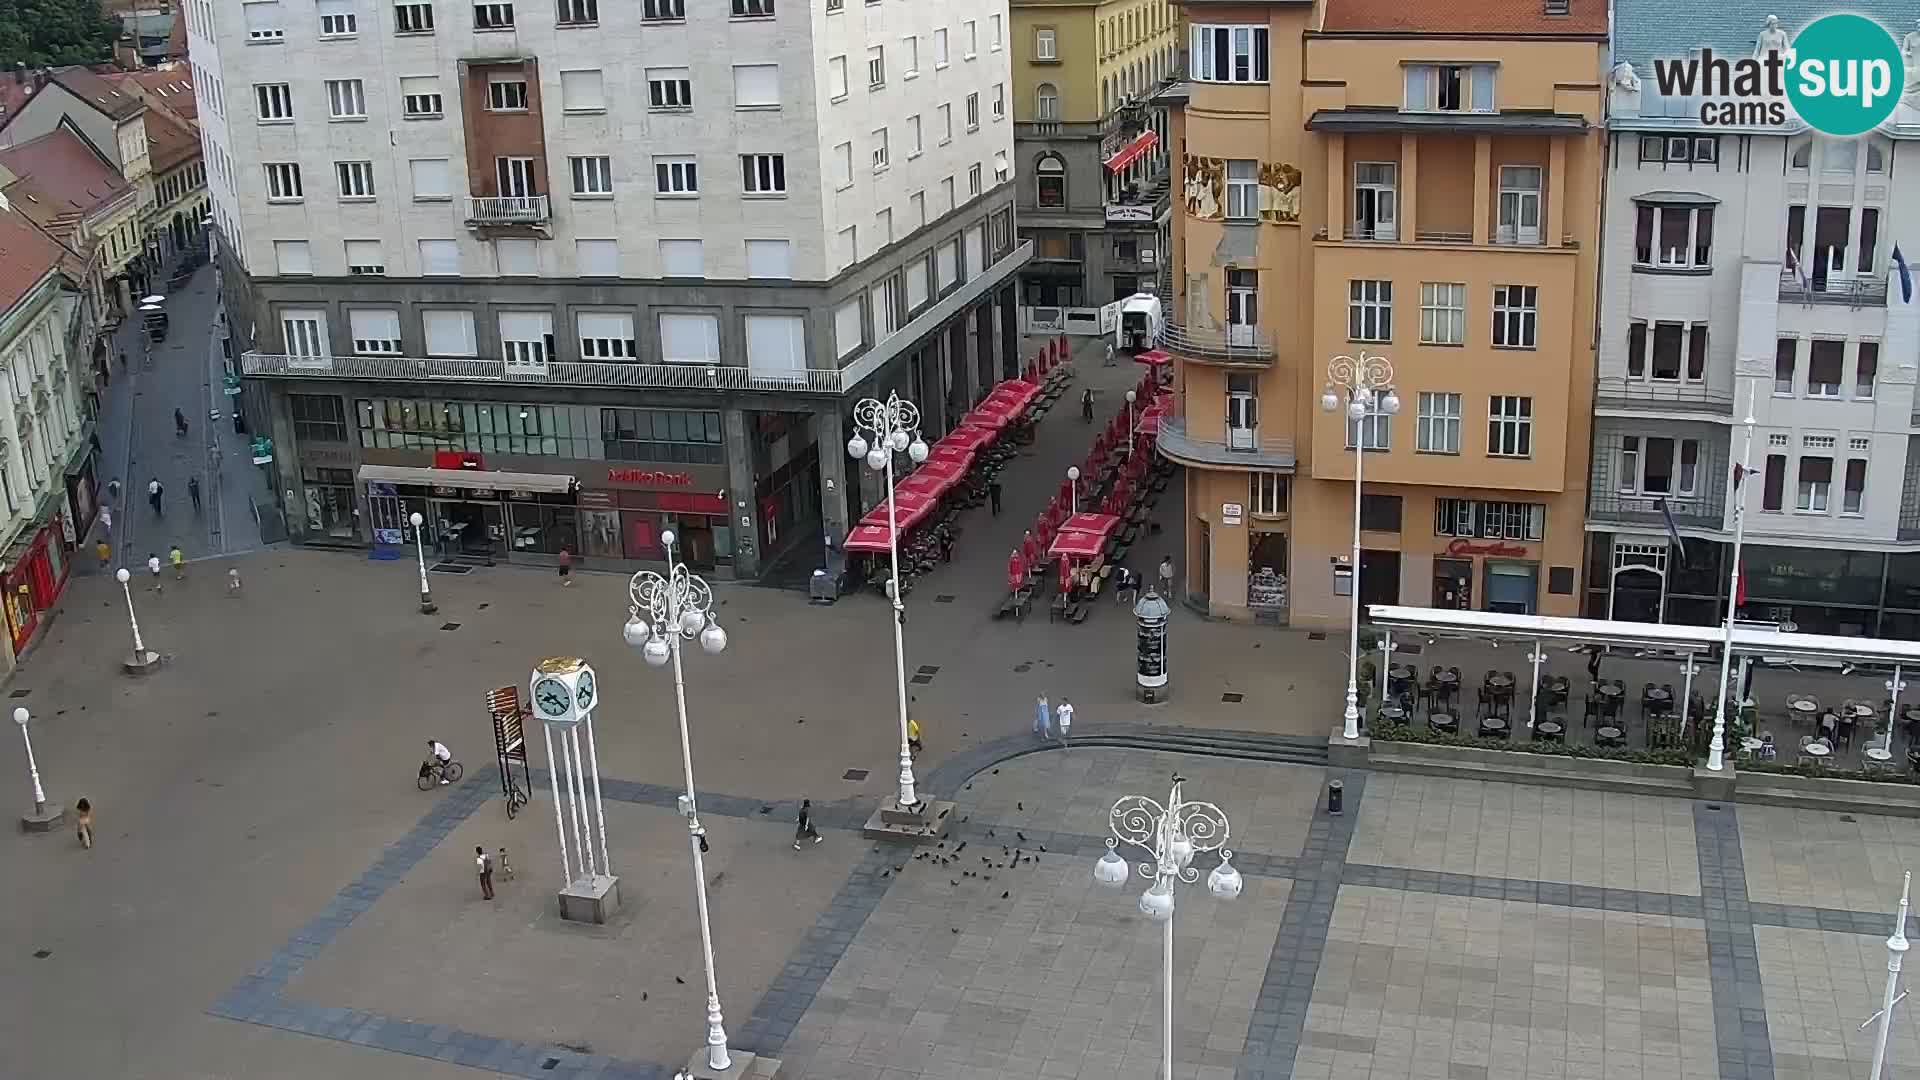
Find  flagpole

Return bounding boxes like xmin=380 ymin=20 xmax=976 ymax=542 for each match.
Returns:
xmin=1707 ymin=378 xmax=1758 ymax=773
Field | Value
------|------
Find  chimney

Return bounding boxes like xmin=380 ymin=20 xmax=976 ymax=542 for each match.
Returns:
xmin=33 ymin=69 xmax=49 ymax=90
xmin=12 ymin=64 xmax=23 ymax=85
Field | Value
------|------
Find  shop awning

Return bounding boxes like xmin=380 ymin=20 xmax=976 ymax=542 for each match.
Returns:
xmin=1049 ymin=528 xmax=1109 ymax=559
xmin=962 ymin=408 xmax=1012 ymax=431
xmin=858 ymin=489 xmax=936 ymax=532
xmin=843 ymin=524 xmax=896 ymax=554
xmin=1104 ymin=129 xmax=1159 ymax=172
xmin=357 ymin=463 xmax=577 ymax=494
xmin=941 ymin=424 xmax=999 ymax=451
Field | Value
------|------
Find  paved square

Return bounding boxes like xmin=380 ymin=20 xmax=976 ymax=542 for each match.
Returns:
xmin=1738 ymin=804 xmax=1920 ymax=913
xmin=1303 ymin=886 xmax=1719 ymax=1080
xmin=1756 ymin=926 xmax=1920 ymax=1080
xmin=289 ymin=801 xmax=859 ymax=1064
xmin=1348 ymin=774 xmax=1701 ymax=896
xmin=771 ymin=843 xmax=1288 ymax=1080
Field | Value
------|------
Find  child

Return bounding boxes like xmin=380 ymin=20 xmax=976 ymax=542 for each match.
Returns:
xmin=499 ymin=846 xmax=515 ymax=881
xmin=146 ymin=553 xmax=162 ymax=593
xmin=169 ymin=545 xmax=185 ymax=580
xmin=557 ymin=547 xmax=573 ymax=586
xmin=74 ymin=797 xmax=94 ymax=849
xmin=908 ymin=715 xmax=923 ymax=758
xmin=95 ymin=539 xmax=111 ymax=570
xmin=227 ymin=567 xmax=243 ymax=596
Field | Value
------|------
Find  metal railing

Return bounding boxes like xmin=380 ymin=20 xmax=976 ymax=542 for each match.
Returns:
xmin=1594 ymin=376 xmax=1734 ymax=412
xmin=466 ymin=195 xmax=550 ymax=224
xmin=1586 ymin=491 xmax=1725 ymax=530
xmin=1160 ymin=322 xmax=1275 ymax=366
xmin=1413 ymin=229 xmax=1472 ymax=244
xmin=1156 ymin=414 xmax=1296 ymax=469
xmin=1779 ymin=268 xmax=1888 ymax=308
xmin=241 ymin=352 xmax=850 ymax=394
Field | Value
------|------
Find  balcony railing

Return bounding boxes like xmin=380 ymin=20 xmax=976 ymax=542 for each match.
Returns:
xmin=1414 ymin=229 xmax=1472 ymax=244
xmin=466 ymin=195 xmax=550 ymax=225
xmin=1779 ymin=268 xmax=1888 ymax=308
xmin=1156 ymin=414 xmax=1296 ymax=471
xmin=241 ymin=353 xmax=850 ymax=394
xmin=1587 ymin=492 xmax=1725 ymax=531
xmin=1594 ymin=376 xmax=1733 ymax=413
xmin=1160 ymin=322 xmax=1275 ymax=367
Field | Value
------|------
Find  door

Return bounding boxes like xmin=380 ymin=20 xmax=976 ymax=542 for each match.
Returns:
xmin=1358 ymin=549 xmax=1400 ymax=614
xmin=496 ymin=156 xmax=538 ymax=197
xmin=1196 ymin=519 xmax=1210 ymax=605
xmin=1497 ymin=166 xmax=1541 ymax=245
xmin=1484 ymin=560 xmax=1539 ymax=615
xmin=1353 ymin=163 xmax=1397 ymax=241
xmin=1609 ymin=566 xmax=1663 ymax=622
xmin=1432 ymin=557 xmax=1472 ymax=610
xmin=1225 ymin=373 xmax=1258 ymax=451
xmin=1226 ymin=270 xmax=1257 ymax=347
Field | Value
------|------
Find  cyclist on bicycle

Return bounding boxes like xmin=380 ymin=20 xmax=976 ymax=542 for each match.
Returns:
xmin=422 ymin=739 xmax=452 ymax=785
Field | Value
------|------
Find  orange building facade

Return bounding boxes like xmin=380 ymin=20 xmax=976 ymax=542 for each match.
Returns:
xmin=1160 ymin=0 xmax=1606 ymax=627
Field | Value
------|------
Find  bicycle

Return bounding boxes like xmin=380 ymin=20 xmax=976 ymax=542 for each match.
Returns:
xmin=416 ymin=759 xmax=465 ymax=790
xmin=503 ymin=778 xmax=530 ymax=819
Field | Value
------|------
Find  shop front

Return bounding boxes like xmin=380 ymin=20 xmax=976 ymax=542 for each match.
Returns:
xmin=1 ymin=510 xmax=69 ymax=660
xmin=358 ymin=456 xmax=580 ymax=562
xmin=62 ymin=440 xmax=99 ymax=543
xmin=580 ymin=462 xmax=735 ymax=573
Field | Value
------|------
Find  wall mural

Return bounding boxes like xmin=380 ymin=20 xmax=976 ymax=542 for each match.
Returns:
xmin=1182 ymin=155 xmax=1303 ymax=224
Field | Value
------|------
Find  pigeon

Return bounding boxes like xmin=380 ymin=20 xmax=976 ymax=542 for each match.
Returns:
xmin=955 ymin=842 xmax=967 ymax=853
xmin=1017 ymin=832 xmax=1028 ymax=842
xmin=1015 ymin=849 xmax=1022 ymax=858
xmin=1002 ymin=891 xmax=1010 ymax=899
xmin=951 ymin=879 xmax=960 ymax=886
xmin=881 ymin=870 xmax=891 ymax=878
xmin=759 ymin=806 xmax=772 ymax=815
xmin=965 ymin=783 xmax=973 ymax=790
xmin=1039 ymin=845 xmax=1047 ymax=853
xmin=984 ymin=875 xmax=993 ymax=881
xmin=642 ymin=992 xmax=648 ymax=1001
xmin=676 ymin=976 xmax=685 ymax=984
xmin=1003 ymin=847 xmax=1011 ymax=856
xmin=1017 ymin=803 xmax=1024 ymax=811
xmin=992 ymin=769 xmax=1000 ymax=774
xmin=952 ymin=927 xmax=960 ymax=934
xmin=961 ymin=815 xmax=969 ymax=823
xmin=987 ymin=829 xmax=995 ymax=838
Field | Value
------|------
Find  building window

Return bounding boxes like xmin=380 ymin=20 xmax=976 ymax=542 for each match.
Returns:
xmin=358 ymin=399 xmax=596 ymax=457
xmin=965 ymin=92 xmax=980 ymax=130
xmin=933 ymin=27 xmax=949 ymax=66
xmin=336 ymin=160 xmax=376 ymax=199
xmin=244 ymin=1 xmax=286 ymax=41
xmin=742 ymin=154 xmax=786 ymax=195
xmin=569 ymin=155 xmax=613 ymax=195
xmin=1627 ymin=321 xmax=1707 ymax=382
xmin=907 ymin=115 xmax=922 ymax=156
xmin=577 ymin=312 xmax=636 ymax=359
xmin=273 ymin=240 xmax=312 ymax=275
xmin=1189 ymin=25 xmax=1269 ymax=83
xmin=964 ymin=19 xmax=977 ymax=57
xmin=1404 ymin=63 xmax=1495 ymax=112
xmin=730 ymin=0 xmax=772 ymax=17
xmin=601 ymin=408 xmax=724 ymax=465
xmin=318 ymin=0 xmax=358 ymax=35
xmin=473 ymin=1 xmax=513 ymax=28
xmin=1036 ymin=27 xmax=1056 ymax=60
xmin=488 ymin=75 xmax=528 ymax=111
xmin=495 ymin=156 xmax=538 ymax=197
xmin=1774 ymin=338 xmax=1797 ymax=394
xmin=654 ymin=156 xmax=699 ymax=196
xmin=557 ymin=0 xmax=596 ymax=24
xmin=400 ymin=76 xmax=442 ymax=117
xmin=1035 ymin=155 xmax=1065 ymax=207
xmin=1251 ymin=472 xmax=1287 ymax=516
xmin=1035 ymin=81 xmax=1058 ymax=120
xmin=1359 ymin=494 xmax=1402 ymax=532
xmin=1639 ymin=134 xmax=1717 ymax=164
xmin=560 ymin=69 xmax=604 ymax=112
xmin=1487 ymin=396 xmax=1532 ymax=458
xmin=1797 ymin=456 xmax=1832 ymax=512
xmin=345 ymin=240 xmax=385 ymax=275
xmin=418 ymin=239 xmax=460 ymax=274
xmin=1346 ymin=404 xmax=1390 ymax=450
xmin=733 ymin=63 xmax=779 ymax=107
xmin=1351 ymin=162 xmax=1397 ymax=241
xmin=1416 ymin=391 xmax=1461 ymax=454
xmin=939 ymin=102 xmax=952 ymax=141
xmin=1843 ymin=459 xmax=1867 ymax=515
xmin=265 ymin=161 xmax=304 ymax=201
xmin=659 ymin=239 xmax=703 ymax=277
xmin=1618 ymin=436 xmax=1700 ymax=496
xmin=992 ymin=82 xmax=1005 ymax=120
xmin=1634 ymin=203 xmax=1713 ymax=268
xmin=658 ymin=312 xmax=721 ymax=364
xmin=968 ymin=163 xmax=982 ymax=196
xmin=1808 ymin=340 xmax=1844 ymax=397
xmin=395 ymin=2 xmax=434 ymax=32
xmin=1419 ymin=282 xmax=1464 ymax=345
xmin=291 ymin=394 xmax=349 ymax=441
xmin=325 ymin=78 xmax=366 ymax=118
xmin=1348 ymin=279 xmax=1391 ymax=342
xmin=1761 ymin=453 xmax=1786 ymax=510
xmin=254 ymin=82 xmax=293 ymax=121
xmin=643 ymin=0 xmax=682 ymax=17
xmin=868 ymin=45 xmax=886 ymax=88
xmin=348 ymin=309 xmax=403 ymax=354
xmin=1491 ymin=285 xmax=1537 ymax=349
xmin=872 ymin=129 xmax=890 ymax=171
xmin=648 ymin=68 xmax=691 ymax=109
xmin=281 ymin=310 xmax=327 ymax=356
xmin=1496 ymin=166 xmax=1541 ymax=245
xmin=1857 ymin=342 xmax=1879 ymax=399
xmin=1434 ymin=499 xmax=1545 ymax=541
xmin=1224 ymin=159 xmax=1258 ymax=220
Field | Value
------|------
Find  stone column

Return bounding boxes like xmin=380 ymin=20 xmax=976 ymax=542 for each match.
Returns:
xmin=722 ymin=407 xmax=761 ymax=578
xmin=998 ymin=286 xmax=1020 ymax=381
xmin=959 ymin=309 xmax=982 ymax=404
xmin=815 ymin=405 xmax=850 ymax=548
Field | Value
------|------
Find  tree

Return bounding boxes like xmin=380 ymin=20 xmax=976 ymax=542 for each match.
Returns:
xmin=0 ymin=0 xmax=120 ymax=70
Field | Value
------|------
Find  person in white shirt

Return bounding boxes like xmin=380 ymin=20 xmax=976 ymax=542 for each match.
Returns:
xmin=146 ymin=552 xmax=162 ymax=594
xmin=1054 ymin=698 xmax=1074 ymax=746
xmin=424 ymin=739 xmax=452 ymax=784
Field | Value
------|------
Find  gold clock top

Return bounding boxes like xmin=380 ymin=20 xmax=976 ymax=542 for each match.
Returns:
xmin=534 ymin=656 xmax=586 ymax=675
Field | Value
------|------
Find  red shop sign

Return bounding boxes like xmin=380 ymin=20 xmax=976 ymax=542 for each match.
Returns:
xmin=1447 ymin=538 xmax=1529 ymax=558
xmin=434 ymin=451 xmax=485 ymax=470
xmin=606 ymin=468 xmax=694 ymax=487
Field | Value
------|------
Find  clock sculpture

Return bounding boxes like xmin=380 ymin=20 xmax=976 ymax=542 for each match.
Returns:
xmin=530 ymin=656 xmax=620 ymax=922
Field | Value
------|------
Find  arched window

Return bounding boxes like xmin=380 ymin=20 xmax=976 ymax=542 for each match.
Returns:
xmin=1787 ymin=138 xmax=1811 ymax=170
xmin=1036 ymin=81 xmax=1058 ymax=122
xmin=1101 ymin=78 xmax=1111 ymax=114
xmin=1036 ymin=154 xmax=1066 ymax=208
xmin=1867 ymin=138 xmax=1887 ymax=173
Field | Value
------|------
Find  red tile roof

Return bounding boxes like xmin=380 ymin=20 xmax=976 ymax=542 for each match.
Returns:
xmin=0 ymin=205 xmax=80 ymax=314
xmin=142 ymin=110 xmax=197 ymax=174
xmin=0 ymin=129 xmax=132 ymax=241
xmin=101 ymin=64 xmax=196 ymax=123
xmin=1322 ymin=0 xmax=1607 ymax=35
xmin=49 ymin=67 xmax=145 ymax=121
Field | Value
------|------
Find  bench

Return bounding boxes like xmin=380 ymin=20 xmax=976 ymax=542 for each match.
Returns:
xmin=1069 ymin=601 xmax=1091 ymax=624
xmin=1049 ymin=593 xmax=1070 ymax=623
xmin=996 ymin=588 xmax=1034 ymax=620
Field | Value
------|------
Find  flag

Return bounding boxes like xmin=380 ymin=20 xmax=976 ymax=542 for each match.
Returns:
xmin=1895 ymin=245 xmax=1913 ymax=305
xmin=1732 ymin=463 xmax=1747 ymax=488
xmin=1734 ymin=562 xmax=1747 ymax=608
xmin=1657 ymin=498 xmax=1688 ymax=568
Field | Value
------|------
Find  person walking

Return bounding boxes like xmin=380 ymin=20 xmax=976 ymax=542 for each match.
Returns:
xmin=475 ymin=845 xmax=495 ymax=900
xmin=1158 ymin=555 xmax=1175 ymax=599
xmin=147 ymin=478 xmax=164 ymax=516
xmin=1055 ymin=697 xmax=1074 ymax=747
xmin=95 ymin=538 xmax=111 ymax=570
xmin=99 ymin=505 xmax=111 ymax=537
xmin=106 ymin=478 xmax=121 ymax=503
xmin=169 ymin=545 xmax=185 ymax=580
xmin=1081 ymin=387 xmax=1096 ymax=423
xmin=557 ymin=546 xmax=573 ymax=586
xmin=793 ymin=799 xmax=822 ymax=850
xmin=908 ymin=715 xmax=923 ymax=758
xmin=74 ymin=797 xmax=94 ymax=849
xmin=987 ymin=480 xmax=1003 ymax=516
xmin=188 ymin=477 xmax=201 ymax=513
xmin=146 ymin=552 xmax=163 ymax=593
xmin=1034 ymin=693 xmax=1052 ymax=741
xmin=936 ymin=526 xmax=954 ymax=564
xmin=1104 ymin=341 xmax=1116 ymax=367
xmin=227 ymin=567 xmax=244 ymax=596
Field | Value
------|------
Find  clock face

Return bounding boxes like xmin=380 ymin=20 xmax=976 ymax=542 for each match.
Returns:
xmin=534 ymin=678 xmax=572 ymax=717
xmin=574 ymin=670 xmax=596 ymax=711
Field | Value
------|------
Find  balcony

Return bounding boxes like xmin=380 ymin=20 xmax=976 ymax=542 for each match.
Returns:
xmin=1161 ymin=322 xmax=1275 ymax=368
xmin=243 ymin=352 xmax=851 ymax=394
xmin=1156 ymin=414 xmax=1296 ymax=472
xmin=1587 ymin=491 xmax=1725 ymax=532
xmin=466 ymin=195 xmax=550 ymax=226
xmin=1779 ymin=268 xmax=1888 ymax=308
xmin=1594 ymin=376 xmax=1733 ymax=415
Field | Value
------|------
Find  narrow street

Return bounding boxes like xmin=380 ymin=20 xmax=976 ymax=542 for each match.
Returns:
xmin=91 ymin=259 xmax=271 ymax=567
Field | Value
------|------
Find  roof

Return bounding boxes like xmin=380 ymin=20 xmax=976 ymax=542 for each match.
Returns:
xmin=49 ymin=67 xmax=145 ymax=122
xmin=102 ymin=65 xmax=196 ymax=123
xmin=1321 ymin=0 xmax=1607 ymax=36
xmin=1612 ymin=0 xmax=1915 ymax=73
xmin=142 ymin=110 xmax=197 ymax=173
xmin=0 ymin=129 xmax=132 ymax=238
xmin=0 ymin=207 xmax=79 ymax=315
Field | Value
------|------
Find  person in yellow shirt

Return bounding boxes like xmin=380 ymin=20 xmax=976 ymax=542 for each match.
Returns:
xmin=95 ymin=539 xmax=111 ymax=570
xmin=907 ymin=716 xmax=923 ymax=758
xmin=168 ymin=545 xmax=185 ymax=580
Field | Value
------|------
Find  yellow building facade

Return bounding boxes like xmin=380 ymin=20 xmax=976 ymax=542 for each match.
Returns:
xmin=1163 ymin=0 xmax=1606 ymax=627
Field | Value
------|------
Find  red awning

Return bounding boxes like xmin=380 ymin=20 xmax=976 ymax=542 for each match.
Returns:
xmin=858 ymin=490 xmax=936 ymax=532
xmin=1104 ymin=129 xmax=1159 ymax=172
xmin=964 ymin=407 xmax=1013 ymax=430
xmin=1134 ymin=349 xmax=1171 ymax=367
xmin=926 ymin=443 xmax=977 ymax=468
xmin=916 ymin=460 xmax=967 ymax=484
xmin=897 ymin=470 xmax=954 ymax=500
xmin=1049 ymin=528 xmax=1109 ymax=559
xmin=1061 ymin=512 xmax=1122 ymax=538
xmin=843 ymin=525 xmax=895 ymax=553
xmin=941 ymin=425 xmax=998 ymax=452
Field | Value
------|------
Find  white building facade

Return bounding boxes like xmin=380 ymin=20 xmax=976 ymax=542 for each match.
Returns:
xmin=1592 ymin=1 xmax=1920 ymax=637
xmin=185 ymin=0 xmax=1029 ymax=579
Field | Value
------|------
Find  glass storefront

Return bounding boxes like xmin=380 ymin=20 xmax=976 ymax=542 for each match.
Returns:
xmin=1247 ymin=532 xmax=1288 ymax=617
xmin=1484 ymin=560 xmax=1539 ymax=614
xmin=302 ymin=466 xmax=360 ymax=540
xmin=508 ymin=500 xmax=578 ymax=555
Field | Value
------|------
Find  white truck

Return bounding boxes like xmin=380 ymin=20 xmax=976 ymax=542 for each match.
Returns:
xmin=1099 ymin=293 xmax=1164 ymax=355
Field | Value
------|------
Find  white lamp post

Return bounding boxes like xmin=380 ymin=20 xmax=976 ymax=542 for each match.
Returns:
xmin=408 ymin=511 xmax=437 ymax=615
xmin=1864 ymin=871 xmax=1911 ymax=1080
xmin=1067 ymin=466 xmax=1081 ymax=515
xmin=1125 ymin=389 xmax=1137 ymax=457
xmin=13 ymin=706 xmax=60 ymax=830
xmin=114 ymin=567 xmax=161 ymax=674
xmin=1094 ymin=775 xmax=1240 ymax=1080
xmin=1321 ymin=351 xmax=1398 ymax=741
xmin=627 ymin=531 xmax=736 ymax=1074
xmin=1873 ymin=668 xmax=1908 ymax=763
xmin=1707 ymin=380 xmax=1758 ymax=772
xmin=847 ymin=392 xmax=929 ymax=813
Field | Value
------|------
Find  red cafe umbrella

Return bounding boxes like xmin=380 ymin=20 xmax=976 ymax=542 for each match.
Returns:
xmin=1135 ymin=348 xmax=1172 ymax=367
xmin=1007 ymin=549 xmax=1026 ymax=591
xmin=926 ymin=442 xmax=976 ymax=469
xmin=896 ymin=470 xmax=952 ymax=500
xmin=843 ymin=524 xmax=895 ymax=553
xmin=1049 ymin=528 xmax=1109 ymax=559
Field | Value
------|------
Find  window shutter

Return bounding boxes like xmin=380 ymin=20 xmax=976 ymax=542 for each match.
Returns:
xmin=659 ymin=313 xmax=721 ymax=364
xmin=745 ymin=239 xmax=791 ymax=279
xmin=744 ymin=314 xmax=805 ymax=377
xmin=423 ymin=310 xmax=477 ymax=356
xmin=576 ymin=239 xmax=619 ymax=276
xmin=732 ymin=64 xmax=779 ymax=106
xmin=349 ymin=308 xmax=401 ymax=343
xmin=833 ymin=300 xmax=863 ymax=359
